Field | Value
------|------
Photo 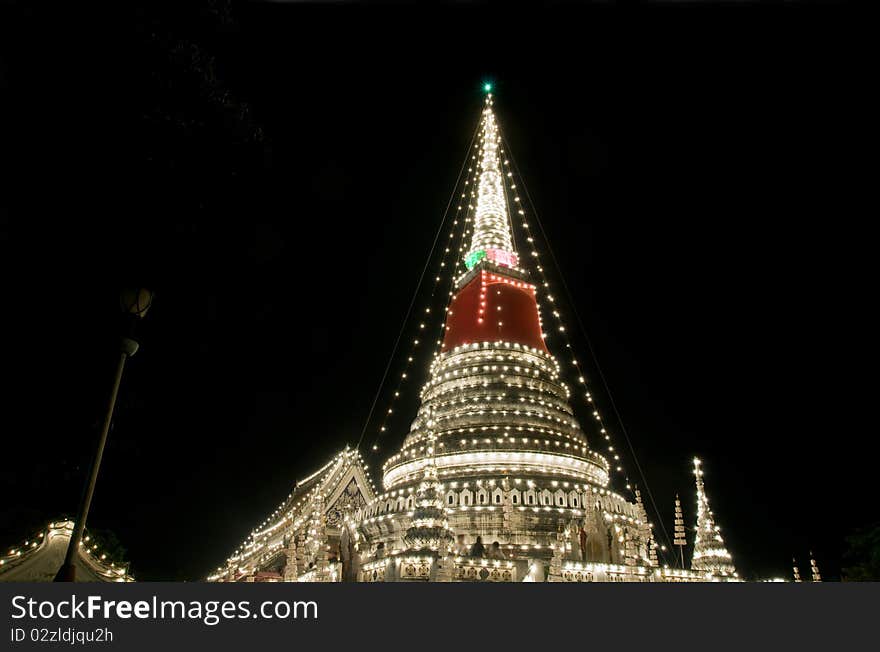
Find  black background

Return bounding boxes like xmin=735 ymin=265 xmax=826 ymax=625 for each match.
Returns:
xmin=1 ymin=2 xmax=874 ymax=581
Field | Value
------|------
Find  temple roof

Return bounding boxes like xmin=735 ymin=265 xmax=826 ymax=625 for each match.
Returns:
xmin=0 ymin=521 xmax=134 ymax=583
xmin=209 ymin=447 xmax=377 ymax=579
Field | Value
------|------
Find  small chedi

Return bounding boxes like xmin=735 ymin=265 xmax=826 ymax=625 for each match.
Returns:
xmin=207 ymin=94 xmax=740 ymax=583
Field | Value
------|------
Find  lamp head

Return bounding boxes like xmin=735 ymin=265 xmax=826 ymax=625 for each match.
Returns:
xmin=120 ymin=288 xmax=154 ymax=319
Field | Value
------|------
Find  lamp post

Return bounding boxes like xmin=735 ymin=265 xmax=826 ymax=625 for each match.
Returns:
xmin=54 ymin=289 xmax=153 ymax=582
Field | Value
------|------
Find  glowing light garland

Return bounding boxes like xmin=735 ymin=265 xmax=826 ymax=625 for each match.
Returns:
xmin=364 ymin=127 xmax=481 ymax=455
xmin=496 ymin=121 xmax=682 ymax=563
xmin=0 ymin=521 xmax=133 ymax=582
xmin=498 ymin=141 xmax=632 ymax=490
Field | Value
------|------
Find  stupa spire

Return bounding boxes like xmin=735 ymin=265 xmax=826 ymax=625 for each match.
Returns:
xmin=809 ymin=552 xmax=822 ymax=582
xmin=403 ymin=406 xmax=454 ymax=552
xmin=673 ymin=493 xmax=687 ymax=568
xmin=690 ymin=458 xmax=736 ymax=578
xmin=464 ymin=93 xmax=519 ymax=271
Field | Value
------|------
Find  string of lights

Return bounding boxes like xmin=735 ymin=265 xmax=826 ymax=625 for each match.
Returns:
xmin=494 ymin=119 xmax=675 ymax=561
xmin=493 ymin=142 xmax=630 ymax=486
xmin=435 ymin=166 xmax=479 ymax=357
xmin=514 ymin=169 xmax=677 ymax=557
xmin=0 ymin=521 xmax=133 ymax=581
xmin=362 ymin=116 xmax=484 ymax=460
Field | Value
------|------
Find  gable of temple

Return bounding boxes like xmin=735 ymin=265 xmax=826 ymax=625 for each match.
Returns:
xmin=208 ymin=448 xmax=376 ymax=582
xmin=326 ymin=478 xmax=369 ymax=529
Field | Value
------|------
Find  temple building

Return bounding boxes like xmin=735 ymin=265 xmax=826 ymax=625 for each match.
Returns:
xmin=0 ymin=521 xmax=134 ymax=583
xmin=207 ymin=93 xmax=740 ymax=583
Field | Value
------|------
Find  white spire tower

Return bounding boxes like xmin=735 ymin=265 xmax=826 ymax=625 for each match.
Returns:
xmin=809 ymin=552 xmax=822 ymax=582
xmin=464 ymin=93 xmax=519 ymax=271
xmin=690 ymin=458 xmax=736 ymax=578
xmin=403 ymin=407 xmax=454 ymax=553
xmin=673 ymin=493 xmax=687 ymax=568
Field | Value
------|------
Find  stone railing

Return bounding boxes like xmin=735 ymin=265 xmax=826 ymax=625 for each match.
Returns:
xmin=454 ymin=557 xmax=526 ymax=582
xmin=360 ymin=559 xmax=389 ymax=583
xmin=296 ymin=562 xmax=340 ymax=583
xmin=559 ymin=561 xmax=713 ymax=582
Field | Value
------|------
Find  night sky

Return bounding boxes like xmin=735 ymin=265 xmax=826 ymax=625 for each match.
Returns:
xmin=1 ymin=3 xmax=873 ymax=581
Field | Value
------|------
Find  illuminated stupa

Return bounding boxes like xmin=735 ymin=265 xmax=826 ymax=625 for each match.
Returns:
xmin=690 ymin=458 xmax=736 ymax=577
xmin=207 ymin=93 xmax=740 ymax=583
xmin=364 ymin=95 xmax=642 ymax=582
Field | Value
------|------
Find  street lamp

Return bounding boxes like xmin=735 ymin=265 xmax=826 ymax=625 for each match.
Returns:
xmin=54 ymin=288 xmax=153 ymax=582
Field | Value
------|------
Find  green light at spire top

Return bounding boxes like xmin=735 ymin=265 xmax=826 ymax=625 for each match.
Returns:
xmin=483 ymin=83 xmax=493 ymax=93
